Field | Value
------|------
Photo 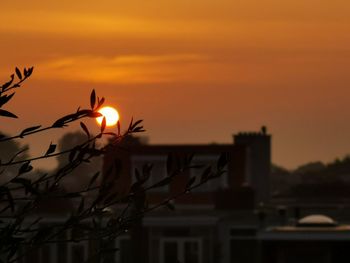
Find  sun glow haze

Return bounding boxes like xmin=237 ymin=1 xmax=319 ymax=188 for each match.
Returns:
xmin=2 ymin=0 xmax=350 ymax=169
xmin=96 ymin=106 xmax=119 ymax=127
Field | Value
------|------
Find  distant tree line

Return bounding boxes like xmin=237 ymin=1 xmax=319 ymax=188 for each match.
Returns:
xmin=271 ymin=156 xmax=350 ymax=199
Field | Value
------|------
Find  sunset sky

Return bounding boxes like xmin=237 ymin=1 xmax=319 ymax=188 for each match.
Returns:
xmin=1 ymin=0 xmax=350 ymax=169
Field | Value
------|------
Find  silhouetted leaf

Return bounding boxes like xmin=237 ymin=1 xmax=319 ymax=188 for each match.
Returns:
xmin=217 ymin=152 xmax=228 ymax=170
xmin=200 ymin=166 xmax=212 ymax=183
xmin=132 ymin=126 xmax=145 ymax=133
xmin=52 ymin=113 xmax=76 ymax=127
xmin=80 ymin=122 xmax=90 ymax=138
xmin=88 ymin=172 xmax=100 ymax=189
xmin=97 ymin=96 xmax=105 ymax=109
xmin=186 ymin=153 xmax=195 ymax=166
xmin=18 ymin=161 xmax=33 ymax=175
xmin=76 ymin=109 xmax=92 ymax=117
xmin=128 ymin=117 xmax=134 ymax=131
xmin=1 ymin=74 xmax=14 ymax=90
xmin=88 ymin=111 xmax=102 ymax=118
xmin=101 ymin=116 xmax=106 ymax=132
xmin=8 ymin=147 xmax=28 ymax=163
xmin=0 ymin=109 xmax=17 ymax=118
xmin=186 ymin=176 xmax=196 ymax=189
xmin=27 ymin=217 xmax=43 ymax=230
xmin=20 ymin=125 xmax=41 ymax=138
xmin=15 ymin=67 xmax=22 ymax=80
xmin=153 ymin=176 xmax=172 ymax=188
xmin=90 ymin=89 xmax=96 ymax=109
xmin=6 ymin=243 xmax=18 ymax=261
xmin=130 ymin=119 xmax=143 ymax=131
xmin=0 ymin=93 xmax=15 ymax=108
xmin=45 ymin=143 xmax=56 ymax=156
xmin=28 ymin=66 xmax=34 ymax=76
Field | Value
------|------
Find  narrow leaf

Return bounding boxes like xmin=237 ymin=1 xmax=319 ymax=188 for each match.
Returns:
xmin=1 ymin=74 xmax=14 ymax=90
xmin=69 ymin=146 xmax=79 ymax=163
xmin=153 ymin=176 xmax=172 ymax=188
xmin=186 ymin=176 xmax=196 ymax=189
xmin=52 ymin=113 xmax=77 ymax=127
xmin=200 ymin=166 xmax=212 ymax=183
xmin=97 ymin=97 xmax=105 ymax=109
xmin=80 ymin=122 xmax=90 ymax=138
xmin=128 ymin=117 xmax=134 ymax=131
xmin=15 ymin=67 xmax=22 ymax=80
xmin=217 ymin=152 xmax=228 ymax=170
xmin=18 ymin=161 xmax=33 ymax=175
xmin=131 ymin=119 xmax=143 ymax=130
xmin=101 ymin=116 xmax=106 ymax=132
xmin=88 ymin=111 xmax=102 ymax=118
xmin=0 ymin=109 xmax=17 ymax=118
xmin=90 ymin=89 xmax=96 ymax=109
xmin=88 ymin=172 xmax=100 ymax=189
xmin=28 ymin=67 xmax=34 ymax=76
xmin=20 ymin=125 xmax=41 ymax=138
xmin=0 ymin=93 xmax=15 ymax=108
xmin=45 ymin=143 xmax=56 ymax=156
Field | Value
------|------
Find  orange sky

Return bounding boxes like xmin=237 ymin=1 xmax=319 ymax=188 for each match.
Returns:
xmin=1 ymin=0 xmax=350 ymax=169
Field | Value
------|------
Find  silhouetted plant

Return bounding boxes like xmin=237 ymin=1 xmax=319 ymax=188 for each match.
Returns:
xmin=0 ymin=67 xmax=228 ymax=263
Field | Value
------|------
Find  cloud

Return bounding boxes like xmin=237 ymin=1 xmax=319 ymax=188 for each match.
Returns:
xmin=37 ymin=54 xmax=211 ymax=84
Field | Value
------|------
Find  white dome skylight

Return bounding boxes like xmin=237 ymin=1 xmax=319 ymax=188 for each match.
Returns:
xmin=297 ymin=214 xmax=337 ymax=226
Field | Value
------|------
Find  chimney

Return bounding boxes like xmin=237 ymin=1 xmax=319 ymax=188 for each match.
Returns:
xmin=233 ymin=126 xmax=271 ymax=205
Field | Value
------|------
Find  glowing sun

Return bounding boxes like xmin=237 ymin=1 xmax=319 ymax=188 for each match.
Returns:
xmin=96 ymin=106 xmax=119 ymax=127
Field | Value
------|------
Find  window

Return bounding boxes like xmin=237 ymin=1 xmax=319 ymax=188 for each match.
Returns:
xmin=131 ymin=155 xmax=168 ymax=192
xmin=190 ymin=155 xmax=228 ymax=192
xmin=160 ymin=238 xmax=202 ymax=263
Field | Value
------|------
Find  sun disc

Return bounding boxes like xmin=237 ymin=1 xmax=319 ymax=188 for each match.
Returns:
xmin=96 ymin=106 xmax=119 ymax=127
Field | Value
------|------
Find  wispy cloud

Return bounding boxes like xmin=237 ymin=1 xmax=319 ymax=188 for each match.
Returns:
xmin=0 ymin=10 xmax=221 ymax=38
xmin=37 ymin=54 xmax=210 ymax=84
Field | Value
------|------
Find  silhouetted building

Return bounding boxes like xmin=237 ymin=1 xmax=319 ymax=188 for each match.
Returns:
xmin=18 ymin=127 xmax=350 ymax=263
xmin=101 ymin=127 xmax=273 ymax=263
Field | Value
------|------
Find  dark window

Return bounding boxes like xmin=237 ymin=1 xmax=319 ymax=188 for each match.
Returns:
xmin=164 ymin=241 xmax=178 ymax=263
